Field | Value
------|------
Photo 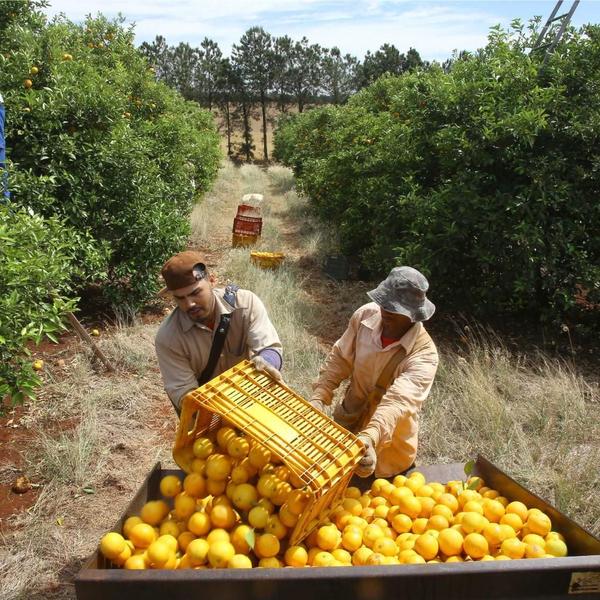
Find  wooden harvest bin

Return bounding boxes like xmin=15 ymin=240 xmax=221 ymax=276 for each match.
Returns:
xmin=75 ymin=456 xmax=600 ymax=600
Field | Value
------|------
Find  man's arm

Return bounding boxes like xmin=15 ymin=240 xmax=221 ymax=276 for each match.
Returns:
xmin=311 ymin=309 xmax=360 ymax=406
xmin=361 ymin=342 xmax=439 ymax=447
xmin=155 ymin=336 xmax=198 ymax=412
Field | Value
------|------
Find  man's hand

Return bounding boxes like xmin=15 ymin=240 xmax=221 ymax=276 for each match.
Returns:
xmin=355 ymin=434 xmax=377 ymax=478
xmin=309 ymin=397 xmax=325 ymax=413
xmin=251 ymin=355 xmax=283 ymax=383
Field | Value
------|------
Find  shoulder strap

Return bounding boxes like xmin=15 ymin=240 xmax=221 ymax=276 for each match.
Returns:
xmin=223 ymin=284 xmax=239 ymax=307
xmin=197 ymin=285 xmax=239 ymax=387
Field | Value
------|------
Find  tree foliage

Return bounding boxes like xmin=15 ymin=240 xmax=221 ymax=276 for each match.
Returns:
xmin=274 ymin=22 xmax=600 ymax=335
xmin=1 ymin=9 xmax=220 ymax=304
xmin=0 ymin=3 xmax=221 ymax=406
xmin=0 ymin=206 xmax=77 ymax=409
xmin=143 ymin=30 xmax=427 ymax=159
xmin=233 ymin=27 xmax=274 ymax=160
xmin=357 ymin=44 xmax=423 ymax=87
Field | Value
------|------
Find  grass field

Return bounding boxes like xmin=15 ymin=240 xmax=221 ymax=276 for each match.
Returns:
xmin=0 ymin=160 xmax=598 ymax=600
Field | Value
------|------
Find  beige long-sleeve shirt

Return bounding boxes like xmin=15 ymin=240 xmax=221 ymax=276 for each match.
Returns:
xmin=155 ymin=287 xmax=282 ymax=411
xmin=312 ymin=302 xmax=438 ymax=477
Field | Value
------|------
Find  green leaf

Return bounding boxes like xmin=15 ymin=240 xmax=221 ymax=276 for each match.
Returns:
xmin=244 ymin=528 xmax=256 ymax=550
xmin=82 ymin=486 xmax=95 ymax=494
xmin=45 ymin=331 xmax=59 ymax=343
xmin=467 ymin=477 xmax=481 ymax=491
xmin=464 ymin=460 xmax=475 ymax=476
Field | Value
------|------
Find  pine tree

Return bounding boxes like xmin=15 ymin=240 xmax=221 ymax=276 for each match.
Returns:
xmin=321 ymin=47 xmax=358 ymax=105
xmin=232 ymin=27 xmax=274 ymax=161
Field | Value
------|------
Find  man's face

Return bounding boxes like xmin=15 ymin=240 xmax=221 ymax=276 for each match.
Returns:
xmin=172 ymin=277 xmax=215 ymax=323
xmin=380 ymin=307 xmax=412 ymax=336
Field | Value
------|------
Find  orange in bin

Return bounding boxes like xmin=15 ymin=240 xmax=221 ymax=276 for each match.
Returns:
xmin=173 ymin=360 xmax=364 ymax=545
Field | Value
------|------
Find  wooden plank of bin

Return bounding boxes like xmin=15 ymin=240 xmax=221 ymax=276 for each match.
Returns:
xmin=75 ymin=459 xmax=600 ymax=600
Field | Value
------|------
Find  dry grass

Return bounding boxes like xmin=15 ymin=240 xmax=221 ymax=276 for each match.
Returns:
xmin=0 ymin=326 xmax=174 ymax=600
xmin=420 ymin=332 xmax=600 ymax=535
xmin=190 ymin=161 xmax=273 ymax=251
xmin=2 ymin=160 xmax=598 ymax=600
xmin=221 ymin=250 xmax=325 ymax=400
xmin=191 ymin=161 xmax=327 ymax=400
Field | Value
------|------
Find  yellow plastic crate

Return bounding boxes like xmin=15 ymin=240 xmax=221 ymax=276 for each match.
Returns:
xmin=232 ymin=233 xmax=259 ymax=247
xmin=250 ymin=251 xmax=285 ymax=269
xmin=173 ymin=360 xmax=364 ymax=545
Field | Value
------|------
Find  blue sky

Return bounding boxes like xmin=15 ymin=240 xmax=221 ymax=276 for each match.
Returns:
xmin=45 ymin=1 xmax=600 ymax=61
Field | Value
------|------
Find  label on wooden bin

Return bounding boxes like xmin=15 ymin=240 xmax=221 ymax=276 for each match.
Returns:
xmin=569 ymin=572 xmax=600 ymax=594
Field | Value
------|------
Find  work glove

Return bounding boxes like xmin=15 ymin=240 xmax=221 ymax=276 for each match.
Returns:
xmin=309 ymin=398 xmax=325 ymax=413
xmin=251 ymin=355 xmax=284 ymax=383
xmin=355 ymin=434 xmax=377 ymax=478
xmin=332 ymin=399 xmax=364 ymax=432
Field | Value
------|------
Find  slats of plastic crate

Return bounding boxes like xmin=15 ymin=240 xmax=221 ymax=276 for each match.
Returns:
xmin=185 ymin=363 xmax=361 ymax=490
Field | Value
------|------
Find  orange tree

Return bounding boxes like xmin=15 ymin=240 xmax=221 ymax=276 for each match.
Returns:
xmin=274 ymin=22 xmax=600 ymax=336
xmin=1 ymin=3 xmax=220 ymax=305
xmin=0 ymin=2 xmax=221 ymax=408
xmin=0 ymin=206 xmax=78 ymax=407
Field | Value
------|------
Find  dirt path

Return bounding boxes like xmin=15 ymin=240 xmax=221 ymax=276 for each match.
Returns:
xmin=0 ymin=161 xmax=361 ymax=600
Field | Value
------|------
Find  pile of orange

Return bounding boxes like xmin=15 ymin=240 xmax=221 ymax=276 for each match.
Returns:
xmin=99 ymin=426 xmax=568 ymax=569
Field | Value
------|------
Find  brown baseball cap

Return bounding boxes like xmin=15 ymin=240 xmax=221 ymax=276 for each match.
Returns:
xmin=160 ymin=250 xmax=206 ymax=293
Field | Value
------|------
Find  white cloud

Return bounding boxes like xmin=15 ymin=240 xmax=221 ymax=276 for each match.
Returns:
xmin=46 ymin=0 xmax=331 ymax=22
xmin=44 ymin=0 xmax=506 ymax=60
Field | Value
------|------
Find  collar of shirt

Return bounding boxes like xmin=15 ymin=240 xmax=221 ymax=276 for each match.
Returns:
xmin=178 ymin=289 xmax=236 ymax=333
xmin=362 ymin=308 xmax=422 ymax=353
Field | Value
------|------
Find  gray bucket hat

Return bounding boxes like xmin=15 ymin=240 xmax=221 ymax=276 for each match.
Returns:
xmin=367 ymin=266 xmax=435 ymax=322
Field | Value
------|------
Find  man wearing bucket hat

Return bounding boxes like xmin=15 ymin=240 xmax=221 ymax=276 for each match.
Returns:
xmin=310 ymin=266 xmax=438 ymax=478
xmin=155 ymin=250 xmax=283 ymax=414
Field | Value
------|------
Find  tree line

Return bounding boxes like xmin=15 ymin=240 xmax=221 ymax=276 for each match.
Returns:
xmin=139 ymin=28 xmax=424 ymax=161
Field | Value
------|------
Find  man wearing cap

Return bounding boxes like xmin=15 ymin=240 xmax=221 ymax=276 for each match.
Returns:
xmin=155 ymin=250 xmax=283 ymax=413
xmin=310 ymin=266 xmax=438 ymax=478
